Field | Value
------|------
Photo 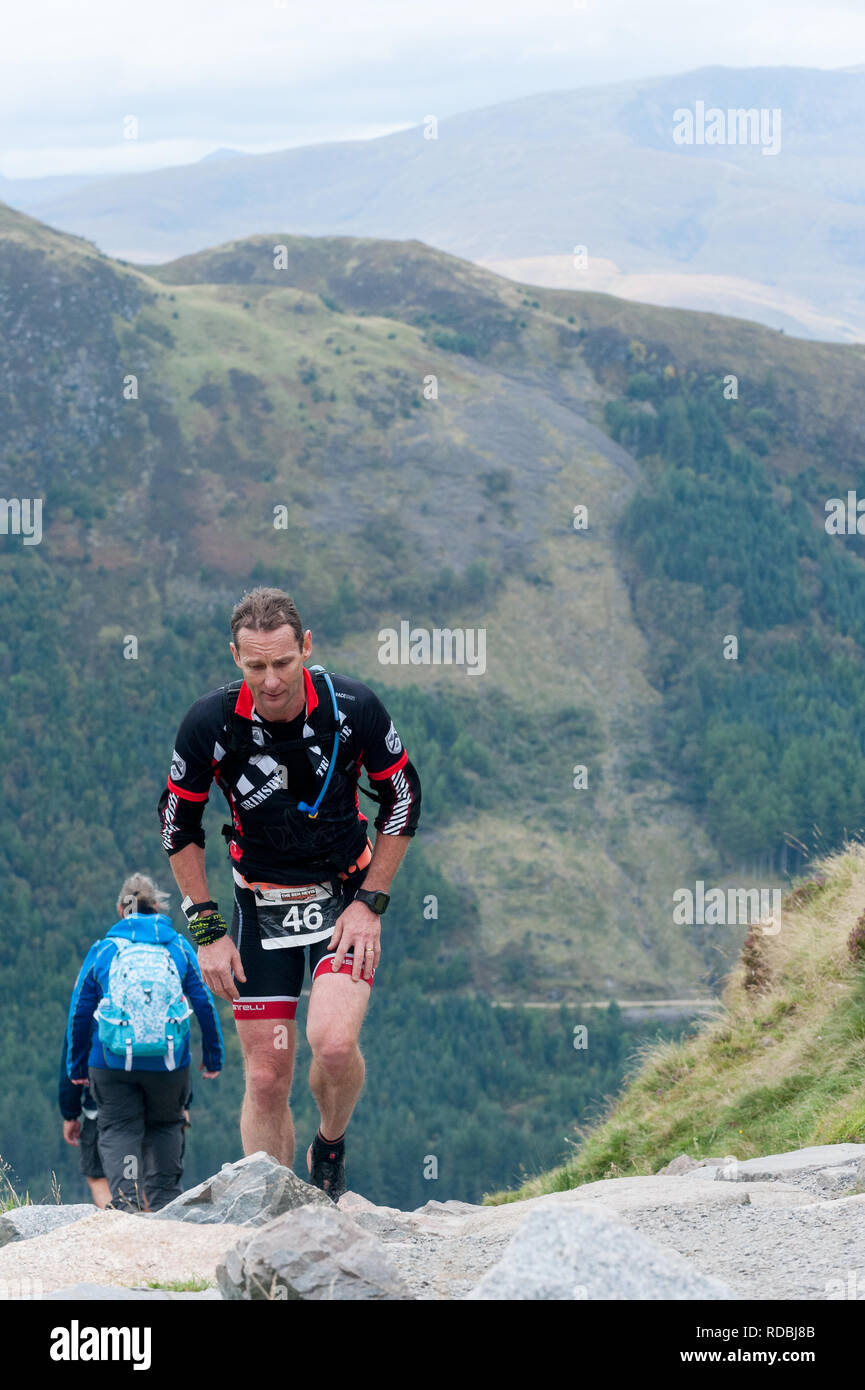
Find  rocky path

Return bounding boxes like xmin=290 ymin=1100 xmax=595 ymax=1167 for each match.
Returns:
xmin=2 ymin=1146 xmax=864 ymax=1300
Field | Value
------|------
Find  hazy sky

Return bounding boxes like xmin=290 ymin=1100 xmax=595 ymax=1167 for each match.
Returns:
xmin=1 ymin=0 xmax=864 ymax=178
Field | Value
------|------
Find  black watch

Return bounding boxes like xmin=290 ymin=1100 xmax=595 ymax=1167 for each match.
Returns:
xmin=181 ymin=896 xmax=219 ymax=922
xmin=354 ymin=888 xmax=390 ymax=916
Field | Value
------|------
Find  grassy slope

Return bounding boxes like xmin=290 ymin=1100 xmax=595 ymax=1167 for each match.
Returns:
xmin=487 ymin=843 xmax=865 ymax=1202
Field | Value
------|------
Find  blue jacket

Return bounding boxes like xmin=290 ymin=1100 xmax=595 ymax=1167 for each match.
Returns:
xmin=66 ymin=913 xmax=225 ymax=1076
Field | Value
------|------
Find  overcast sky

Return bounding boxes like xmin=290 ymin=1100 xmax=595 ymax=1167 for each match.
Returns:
xmin=1 ymin=0 xmax=864 ymax=178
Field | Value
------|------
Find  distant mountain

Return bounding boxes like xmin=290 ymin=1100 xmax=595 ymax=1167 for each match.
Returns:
xmin=0 ymin=170 xmax=105 ymax=207
xmin=198 ymin=148 xmax=248 ymax=163
xmin=5 ymin=66 xmax=865 ymax=338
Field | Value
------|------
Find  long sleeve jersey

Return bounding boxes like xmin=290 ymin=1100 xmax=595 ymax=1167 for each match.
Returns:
xmin=158 ymin=668 xmax=421 ymax=884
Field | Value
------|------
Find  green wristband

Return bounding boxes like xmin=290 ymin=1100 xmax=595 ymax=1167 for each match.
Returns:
xmin=189 ymin=911 xmax=228 ymax=946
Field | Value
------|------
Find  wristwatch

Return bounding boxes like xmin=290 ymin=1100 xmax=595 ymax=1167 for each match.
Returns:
xmin=181 ymin=896 xmax=219 ymax=922
xmin=354 ymin=888 xmax=390 ymax=916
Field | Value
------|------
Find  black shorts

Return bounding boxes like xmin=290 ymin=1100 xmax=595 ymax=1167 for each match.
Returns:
xmin=79 ymin=1113 xmax=105 ymax=1179
xmin=229 ymin=873 xmax=376 ymax=1021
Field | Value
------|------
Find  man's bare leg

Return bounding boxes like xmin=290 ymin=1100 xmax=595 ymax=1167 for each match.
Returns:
xmin=306 ymin=972 xmax=371 ymax=1143
xmin=86 ymin=1176 xmax=112 ymax=1208
xmin=236 ymin=1016 xmax=297 ymax=1167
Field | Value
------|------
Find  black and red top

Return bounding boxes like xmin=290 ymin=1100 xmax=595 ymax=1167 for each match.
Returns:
xmin=158 ymin=667 xmax=421 ymax=884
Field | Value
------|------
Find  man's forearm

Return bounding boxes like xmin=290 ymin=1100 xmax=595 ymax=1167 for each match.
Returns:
xmin=167 ymin=843 xmax=213 ymax=907
xmin=363 ymin=832 xmax=410 ymax=893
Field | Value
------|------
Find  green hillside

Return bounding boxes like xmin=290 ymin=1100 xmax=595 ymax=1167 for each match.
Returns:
xmin=490 ymin=844 xmax=865 ymax=1202
xmin=1 ymin=211 xmax=722 ymax=1004
xmin=4 ymin=204 xmax=865 ymax=1206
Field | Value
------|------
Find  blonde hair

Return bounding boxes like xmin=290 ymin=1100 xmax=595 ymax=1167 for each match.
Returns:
xmin=117 ymin=872 xmax=170 ymax=917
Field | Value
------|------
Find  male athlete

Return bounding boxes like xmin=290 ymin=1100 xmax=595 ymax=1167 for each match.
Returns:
xmin=158 ymin=587 xmax=421 ymax=1200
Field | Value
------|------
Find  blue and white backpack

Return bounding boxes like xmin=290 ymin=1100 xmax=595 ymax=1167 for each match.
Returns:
xmin=95 ymin=939 xmax=192 ymax=1071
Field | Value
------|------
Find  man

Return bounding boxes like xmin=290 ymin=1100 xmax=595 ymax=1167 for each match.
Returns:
xmin=66 ymin=873 xmax=224 ymax=1212
xmin=158 ymin=587 xmax=421 ymax=1200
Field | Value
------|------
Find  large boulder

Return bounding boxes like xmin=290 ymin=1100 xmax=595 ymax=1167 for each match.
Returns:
xmin=151 ymin=1151 xmax=331 ymax=1226
xmin=465 ymin=1205 xmax=733 ymax=1300
xmin=0 ymin=1204 xmax=94 ymax=1248
xmin=217 ymin=1204 xmax=413 ymax=1300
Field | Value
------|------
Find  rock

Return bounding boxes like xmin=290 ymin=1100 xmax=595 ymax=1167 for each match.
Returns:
xmin=0 ymin=1209 xmax=246 ymax=1295
xmin=152 ymin=1151 xmax=331 ymax=1225
xmin=217 ymin=1204 xmax=413 ymax=1300
xmin=815 ymin=1165 xmax=859 ymax=1192
xmin=465 ymin=1206 xmax=733 ymax=1300
xmin=40 ymin=1283 xmax=222 ymax=1300
xmin=348 ymin=1208 xmax=417 ymax=1242
xmin=655 ymin=1154 xmax=699 ymax=1176
xmin=412 ymin=1198 xmax=482 ymax=1215
xmin=0 ymin=1204 xmax=94 ymax=1248
xmin=713 ymin=1144 xmax=865 ymax=1185
xmin=337 ymin=1191 xmax=377 ymax=1214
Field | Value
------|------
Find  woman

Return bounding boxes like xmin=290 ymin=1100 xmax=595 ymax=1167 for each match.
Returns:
xmin=65 ymin=872 xmax=225 ymax=1212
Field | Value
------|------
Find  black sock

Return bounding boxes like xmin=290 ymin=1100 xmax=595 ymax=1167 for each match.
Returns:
xmin=314 ymin=1127 xmax=345 ymax=1155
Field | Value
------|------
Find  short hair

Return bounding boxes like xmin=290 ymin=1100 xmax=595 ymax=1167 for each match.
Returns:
xmin=118 ymin=872 xmax=169 ymax=917
xmin=230 ymin=587 xmax=304 ymax=651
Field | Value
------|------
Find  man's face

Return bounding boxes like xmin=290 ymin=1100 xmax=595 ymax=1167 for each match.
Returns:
xmin=230 ymin=624 xmax=312 ymax=721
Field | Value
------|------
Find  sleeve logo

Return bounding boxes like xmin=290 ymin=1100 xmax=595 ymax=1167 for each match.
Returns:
xmin=170 ymin=750 xmax=186 ymax=781
xmin=385 ymin=720 xmax=402 ymax=755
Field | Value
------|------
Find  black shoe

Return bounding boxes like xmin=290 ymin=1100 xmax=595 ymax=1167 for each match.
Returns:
xmin=307 ymin=1132 xmax=346 ymax=1204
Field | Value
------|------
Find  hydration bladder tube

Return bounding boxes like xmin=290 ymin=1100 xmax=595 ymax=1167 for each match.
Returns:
xmin=298 ymin=665 xmax=341 ymax=819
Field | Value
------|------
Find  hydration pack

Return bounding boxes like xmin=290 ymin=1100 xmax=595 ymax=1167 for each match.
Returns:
xmin=95 ymin=939 xmax=192 ymax=1072
xmin=217 ymin=667 xmax=382 ymax=868
xmin=217 ymin=666 xmax=341 ymax=790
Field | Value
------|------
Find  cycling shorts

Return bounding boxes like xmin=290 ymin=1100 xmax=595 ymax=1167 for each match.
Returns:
xmin=229 ymin=873 xmax=376 ymax=1020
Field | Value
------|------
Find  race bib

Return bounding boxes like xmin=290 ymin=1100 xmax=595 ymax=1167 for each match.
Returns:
xmin=244 ymin=877 xmax=343 ymax=950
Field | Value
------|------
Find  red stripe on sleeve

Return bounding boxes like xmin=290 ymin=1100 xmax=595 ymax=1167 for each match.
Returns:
xmin=367 ymin=750 xmax=408 ymax=780
xmin=166 ymin=779 xmax=210 ymax=802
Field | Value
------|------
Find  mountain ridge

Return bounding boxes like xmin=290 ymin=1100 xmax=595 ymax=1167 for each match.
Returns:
xmin=5 ymin=65 xmax=865 ymax=337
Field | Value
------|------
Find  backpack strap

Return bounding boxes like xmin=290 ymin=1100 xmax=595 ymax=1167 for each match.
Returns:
xmin=220 ymin=670 xmax=339 ymax=766
xmin=217 ymin=668 xmax=343 ymax=839
xmin=216 ymin=667 xmax=383 ymax=818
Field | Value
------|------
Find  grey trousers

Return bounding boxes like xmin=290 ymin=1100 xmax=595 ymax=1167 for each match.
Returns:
xmin=88 ymin=1065 xmax=191 ymax=1212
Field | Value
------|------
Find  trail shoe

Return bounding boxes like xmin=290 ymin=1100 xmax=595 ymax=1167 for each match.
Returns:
xmin=307 ymin=1129 xmax=346 ymax=1203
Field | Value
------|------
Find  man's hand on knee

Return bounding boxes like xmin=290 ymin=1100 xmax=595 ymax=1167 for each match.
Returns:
xmin=198 ymin=935 xmax=246 ymax=1001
